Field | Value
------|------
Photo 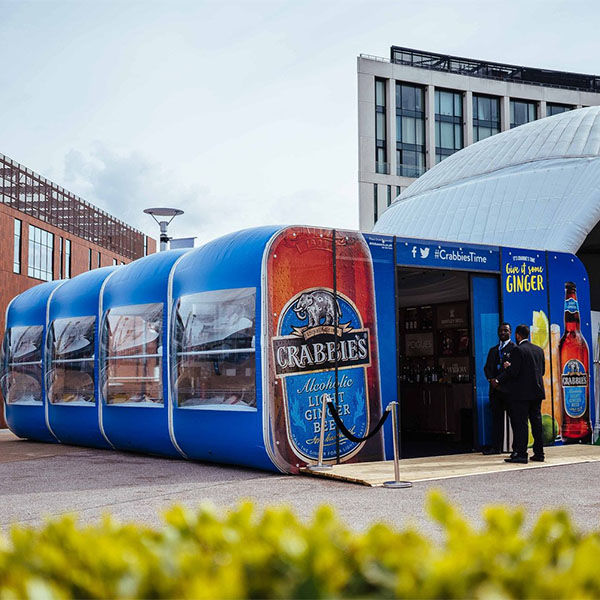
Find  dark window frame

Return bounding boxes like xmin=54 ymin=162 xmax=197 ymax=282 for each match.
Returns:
xmin=435 ymin=89 xmax=464 ymax=163
xmin=13 ymin=219 xmax=22 ymax=274
xmin=546 ymin=103 xmax=574 ymax=117
xmin=510 ymin=99 xmax=537 ymax=128
xmin=373 ymin=183 xmax=378 ymax=224
xmin=27 ymin=224 xmax=54 ymax=282
xmin=395 ymin=82 xmax=426 ymax=177
xmin=375 ymin=78 xmax=388 ymax=174
xmin=64 ymin=239 xmax=71 ymax=279
xmin=473 ymin=94 xmax=501 ymax=142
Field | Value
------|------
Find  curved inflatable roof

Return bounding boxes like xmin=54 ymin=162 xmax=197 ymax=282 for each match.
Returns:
xmin=374 ymin=106 xmax=600 ymax=253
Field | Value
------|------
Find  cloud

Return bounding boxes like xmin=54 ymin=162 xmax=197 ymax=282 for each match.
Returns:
xmin=61 ymin=143 xmax=356 ymax=247
xmin=63 ymin=143 xmax=219 ymax=243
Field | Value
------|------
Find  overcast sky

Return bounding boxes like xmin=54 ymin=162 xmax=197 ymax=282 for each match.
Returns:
xmin=2 ymin=0 xmax=599 ymax=245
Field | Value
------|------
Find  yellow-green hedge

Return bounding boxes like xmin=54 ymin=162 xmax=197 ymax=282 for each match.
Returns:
xmin=1 ymin=492 xmax=599 ymax=598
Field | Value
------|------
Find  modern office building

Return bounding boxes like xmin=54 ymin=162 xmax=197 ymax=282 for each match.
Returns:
xmin=0 ymin=152 xmax=156 ymax=424
xmin=358 ymin=46 xmax=600 ymax=230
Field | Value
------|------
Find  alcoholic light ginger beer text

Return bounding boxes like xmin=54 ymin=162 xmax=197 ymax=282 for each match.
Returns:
xmin=267 ymin=227 xmax=384 ymax=473
xmin=559 ymin=282 xmax=592 ymax=442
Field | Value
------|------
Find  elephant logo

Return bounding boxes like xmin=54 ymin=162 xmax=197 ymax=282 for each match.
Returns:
xmin=292 ymin=290 xmax=341 ymax=328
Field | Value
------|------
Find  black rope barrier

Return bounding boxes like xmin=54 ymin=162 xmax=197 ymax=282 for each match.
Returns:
xmin=326 ymin=400 xmax=391 ymax=443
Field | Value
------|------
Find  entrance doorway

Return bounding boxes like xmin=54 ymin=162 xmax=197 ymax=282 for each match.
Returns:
xmin=397 ymin=267 xmax=474 ymax=458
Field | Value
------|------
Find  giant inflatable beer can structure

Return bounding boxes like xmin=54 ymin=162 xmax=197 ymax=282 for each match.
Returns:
xmin=1 ymin=225 xmax=596 ymax=473
xmin=267 ymin=227 xmax=384 ymax=470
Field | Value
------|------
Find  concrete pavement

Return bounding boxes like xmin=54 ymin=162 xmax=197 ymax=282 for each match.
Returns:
xmin=1 ymin=430 xmax=599 ymax=537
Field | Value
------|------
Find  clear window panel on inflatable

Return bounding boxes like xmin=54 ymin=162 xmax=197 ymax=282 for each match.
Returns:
xmin=174 ymin=288 xmax=256 ymax=409
xmin=1 ymin=326 xmax=43 ymax=404
xmin=102 ymin=303 xmax=163 ymax=405
xmin=47 ymin=317 xmax=95 ymax=404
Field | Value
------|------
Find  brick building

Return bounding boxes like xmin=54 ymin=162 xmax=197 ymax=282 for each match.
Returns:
xmin=0 ymin=152 xmax=156 ymax=425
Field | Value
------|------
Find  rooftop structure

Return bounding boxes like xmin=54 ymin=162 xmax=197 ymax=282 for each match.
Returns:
xmin=389 ymin=46 xmax=600 ymax=93
xmin=0 ymin=153 xmax=146 ymax=260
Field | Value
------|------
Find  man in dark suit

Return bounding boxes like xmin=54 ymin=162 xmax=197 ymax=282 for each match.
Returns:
xmin=482 ymin=323 xmax=515 ymax=455
xmin=494 ymin=324 xmax=545 ymax=464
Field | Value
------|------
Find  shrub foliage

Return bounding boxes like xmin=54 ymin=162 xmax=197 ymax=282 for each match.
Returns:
xmin=0 ymin=492 xmax=599 ymax=598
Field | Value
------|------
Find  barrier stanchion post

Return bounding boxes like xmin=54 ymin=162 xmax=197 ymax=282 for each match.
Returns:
xmin=308 ymin=394 xmax=333 ymax=472
xmin=384 ymin=401 xmax=412 ymax=489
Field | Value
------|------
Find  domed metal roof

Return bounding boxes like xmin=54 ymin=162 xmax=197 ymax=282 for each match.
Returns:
xmin=374 ymin=107 xmax=600 ymax=253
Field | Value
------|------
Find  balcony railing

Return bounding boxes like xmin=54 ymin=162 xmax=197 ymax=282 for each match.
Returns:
xmin=397 ymin=164 xmax=425 ymax=178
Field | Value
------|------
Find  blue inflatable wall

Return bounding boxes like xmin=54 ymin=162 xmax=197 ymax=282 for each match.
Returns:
xmin=4 ymin=280 xmax=64 ymax=442
xmin=46 ymin=267 xmax=118 ymax=448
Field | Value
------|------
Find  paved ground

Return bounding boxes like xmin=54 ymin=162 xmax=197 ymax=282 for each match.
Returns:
xmin=1 ymin=430 xmax=599 ymax=538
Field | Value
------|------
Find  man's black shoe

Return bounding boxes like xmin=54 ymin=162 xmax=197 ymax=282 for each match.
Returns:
xmin=482 ymin=448 xmax=501 ymax=455
xmin=530 ymin=454 xmax=545 ymax=462
xmin=504 ymin=456 xmax=528 ymax=464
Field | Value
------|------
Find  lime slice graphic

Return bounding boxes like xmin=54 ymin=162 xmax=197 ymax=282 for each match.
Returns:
xmin=531 ymin=310 xmax=549 ymax=349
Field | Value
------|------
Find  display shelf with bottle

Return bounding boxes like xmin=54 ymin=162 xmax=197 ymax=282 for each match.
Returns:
xmin=398 ymin=299 xmax=473 ymax=438
xmin=399 ymin=301 xmax=471 ymax=385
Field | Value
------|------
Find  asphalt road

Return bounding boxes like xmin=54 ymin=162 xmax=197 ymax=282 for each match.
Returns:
xmin=1 ymin=430 xmax=599 ymax=537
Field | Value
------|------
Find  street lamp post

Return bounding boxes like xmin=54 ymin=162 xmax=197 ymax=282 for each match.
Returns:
xmin=143 ymin=207 xmax=184 ymax=251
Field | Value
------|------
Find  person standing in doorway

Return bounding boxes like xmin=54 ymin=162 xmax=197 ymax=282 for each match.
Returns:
xmin=483 ymin=323 xmax=515 ymax=455
xmin=494 ymin=324 xmax=545 ymax=464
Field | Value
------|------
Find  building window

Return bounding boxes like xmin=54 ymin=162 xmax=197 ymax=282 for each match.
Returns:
xmin=88 ymin=248 xmax=92 ymax=271
xmin=510 ymin=99 xmax=537 ymax=128
xmin=144 ymin=236 xmax=148 ymax=257
xmin=28 ymin=225 xmax=54 ymax=281
xmin=65 ymin=239 xmax=71 ymax=279
xmin=113 ymin=258 xmax=118 ymax=266
xmin=395 ymin=83 xmax=425 ymax=177
xmin=97 ymin=251 xmax=101 ymax=268
xmin=102 ymin=303 xmax=163 ymax=405
xmin=13 ymin=219 xmax=22 ymax=274
xmin=473 ymin=95 xmax=500 ymax=142
xmin=375 ymin=78 xmax=388 ymax=174
xmin=58 ymin=237 xmax=63 ymax=279
xmin=173 ymin=288 xmax=257 ymax=409
xmin=547 ymin=103 xmax=573 ymax=117
xmin=387 ymin=185 xmax=392 ymax=207
xmin=396 ymin=186 xmax=402 ymax=198
xmin=435 ymin=89 xmax=463 ymax=163
xmin=373 ymin=184 xmax=378 ymax=224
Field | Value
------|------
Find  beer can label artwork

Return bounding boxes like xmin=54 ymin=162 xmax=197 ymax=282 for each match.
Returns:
xmin=565 ymin=298 xmax=579 ymax=314
xmin=562 ymin=359 xmax=588 ymax=418
xmin=273 ymin=288 xmax=371 ymax=461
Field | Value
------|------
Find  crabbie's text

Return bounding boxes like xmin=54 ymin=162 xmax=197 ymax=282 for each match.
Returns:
xmin=273 ymin=334 xmax=369 ymax=376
